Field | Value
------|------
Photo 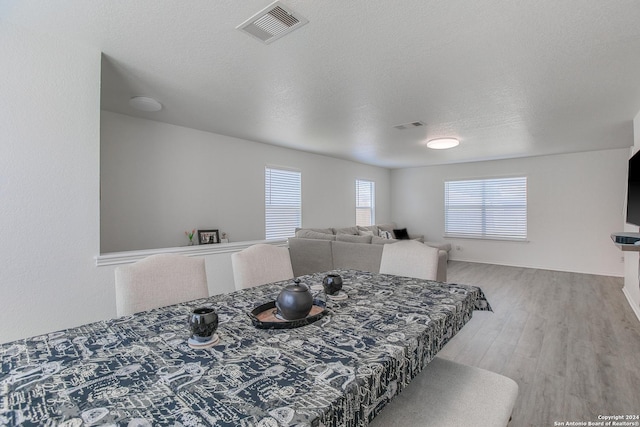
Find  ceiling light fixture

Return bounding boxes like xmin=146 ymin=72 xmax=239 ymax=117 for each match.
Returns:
xmin=426 ymin=138 xmax=459 ymax=150
xmin=129 ymin=96 xmax=162 ymax=112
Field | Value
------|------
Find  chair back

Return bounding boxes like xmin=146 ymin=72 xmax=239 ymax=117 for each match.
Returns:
xmin=231 ymin=244 xmax=294 ymax=290
xmin=379 ymin=240 xmax=439 ymax=280
xmin=115 ymin=253 xmax=209 ymax=316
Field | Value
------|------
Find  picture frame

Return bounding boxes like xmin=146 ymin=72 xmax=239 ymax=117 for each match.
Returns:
xmin=198 ymin=229 xmax=219 ymax=244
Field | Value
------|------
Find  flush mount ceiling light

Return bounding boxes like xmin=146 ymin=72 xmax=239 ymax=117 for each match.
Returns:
xmin=129 ymin=96 xmax=162 ymax=112
xmin=426 ymin=138 xmax=460 ymax=150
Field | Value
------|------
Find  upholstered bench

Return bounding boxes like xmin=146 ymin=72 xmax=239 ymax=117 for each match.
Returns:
xmin=370 ymin=357 xmax=518 ymax=427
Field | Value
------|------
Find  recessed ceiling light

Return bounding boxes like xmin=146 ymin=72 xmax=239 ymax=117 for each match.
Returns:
xmin=426 ymin=138 xmax=459 ymax=150
xmin=129 ymin=96 xmax=162 ymax=112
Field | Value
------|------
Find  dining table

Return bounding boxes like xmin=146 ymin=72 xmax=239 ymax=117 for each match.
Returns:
xmin=0 ymin=269 xmax=491 ymax=427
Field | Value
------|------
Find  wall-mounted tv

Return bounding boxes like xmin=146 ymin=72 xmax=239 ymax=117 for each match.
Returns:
xmin=627 ymin=150 xmax=640 ymax=226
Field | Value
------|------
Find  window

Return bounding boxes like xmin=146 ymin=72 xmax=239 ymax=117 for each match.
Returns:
xmin=444 ymin=177 xmax=527 ymax=240
xmin=265 ymin=167 xmax=301 ymax=240
xmin=356 ymin=179 xmax=375 ymax=226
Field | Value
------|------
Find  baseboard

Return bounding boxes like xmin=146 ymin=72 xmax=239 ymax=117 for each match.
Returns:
xmin=622 ymin=286 xmax=640 ymax=323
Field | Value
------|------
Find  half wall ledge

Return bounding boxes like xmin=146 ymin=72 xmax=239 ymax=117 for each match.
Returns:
xmin=95 ymin=239 xmax=288 ymax=267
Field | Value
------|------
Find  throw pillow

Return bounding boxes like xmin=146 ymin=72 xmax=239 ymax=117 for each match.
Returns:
xmin=358 ymin=230 xmax=374 ymax=237
xmin=393 ymin=228 xmax=410 ymax=240
xmin=376 ymin=223 xmax=397 ymax=234
xmin=378 ymin=230 xmax=393 ymax=239
xmin=333 ymin=226 xmax=359 ymax=235
xmin=337 ymin=233 xmax=373 ymax=244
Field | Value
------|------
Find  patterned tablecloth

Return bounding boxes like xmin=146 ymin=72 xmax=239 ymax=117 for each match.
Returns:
xmin=0 ymin=270 xmax=491 ymax=427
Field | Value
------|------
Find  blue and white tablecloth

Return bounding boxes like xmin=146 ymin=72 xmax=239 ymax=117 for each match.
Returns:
xmin=0 ymin=270 xmax=491 ymax=426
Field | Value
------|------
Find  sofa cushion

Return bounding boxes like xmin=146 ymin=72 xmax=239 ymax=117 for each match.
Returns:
xmin=393 ymin=228 xmax=410 ymax=240
xmin=337 ymin=233 xmax=372 ymax=244
xmin=295 ymin=230 xmax=336 ymax=240
xmin=333 ymin=226 xmax=359 ymax=235
xmin=374 ymin=235 xmax=424 ymax=244
xmin=372 ymin=236 xmax=399 ymax=245
xmin=288 ymin=238 xmax=334 ymax=276
xmin=357 ymin=225 xmax=379 ymax=236
xmin=331 ymin=241 xmax=383 ymax=273
xmin=295 ymin=227 xmax=334 ymax=235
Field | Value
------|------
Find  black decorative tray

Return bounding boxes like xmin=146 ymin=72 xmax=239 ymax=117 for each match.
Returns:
xmin=248 ymin=299 xmax=328 ymax=329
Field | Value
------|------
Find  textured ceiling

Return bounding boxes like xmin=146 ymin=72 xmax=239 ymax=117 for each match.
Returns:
xmin=3 ymin=0 xmax=640 ymax=168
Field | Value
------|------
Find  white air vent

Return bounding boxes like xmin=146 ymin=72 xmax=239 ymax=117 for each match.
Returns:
xmin=393 ymin=121 xmax=426 ymax=130
xmin=237 ymin=1 xmax=309 ymax=44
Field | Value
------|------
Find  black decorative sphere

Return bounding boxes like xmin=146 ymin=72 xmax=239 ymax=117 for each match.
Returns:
xmin=322 ymin=274 xmax=343 ymax=295
xmin=276 ymin=281 xmax=313 ymax=320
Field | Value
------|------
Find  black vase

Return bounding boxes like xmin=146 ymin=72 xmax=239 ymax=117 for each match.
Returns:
xmin=189 ymin=307 xmax=218 ymax=342
xmin=322 ymin=274 xmax=343 ymax=295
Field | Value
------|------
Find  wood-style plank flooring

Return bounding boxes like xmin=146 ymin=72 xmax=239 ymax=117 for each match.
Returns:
xmin=439 ymin=261 xmax=640 ymax=427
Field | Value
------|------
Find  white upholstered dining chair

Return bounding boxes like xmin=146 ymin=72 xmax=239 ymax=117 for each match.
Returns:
xmin=231 ymin=244 xmax=294 ymax=290
xmin=379 ymin=240 xmax=439 ymax=280
xmin=369 ymin=357 xmax=518 ymax=427
xmin=115 ymin=253 xmax=209 ymax=316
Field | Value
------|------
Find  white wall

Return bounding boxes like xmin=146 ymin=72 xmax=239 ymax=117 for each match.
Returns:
xmin=0 ymin=23 xmax=116 ymax=344
xmin=623 ymin=112 xmax=640 ymax=318
xmin=100 ymin=111 xmax=391 ymax=252
xmin=391 ymin=149 xmax=628 ymax=277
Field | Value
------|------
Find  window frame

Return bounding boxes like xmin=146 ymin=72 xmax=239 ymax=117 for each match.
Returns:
xmin=265 ymin=166 xmax=302 ymax=240
xmin=355 ymin=179 xmax=375 ymax=226
xmin=444 ymin=176 xmax=527 ymax=241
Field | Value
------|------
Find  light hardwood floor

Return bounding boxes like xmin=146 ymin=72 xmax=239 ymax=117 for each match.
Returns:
xmin=439 ymin=261 xmax=640 ymax=427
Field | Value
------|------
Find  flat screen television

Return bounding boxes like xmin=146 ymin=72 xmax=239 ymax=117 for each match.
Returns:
xmin=627 ymin=150 xmax=640 ymax=226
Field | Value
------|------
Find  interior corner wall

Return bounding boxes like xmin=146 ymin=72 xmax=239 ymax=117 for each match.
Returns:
xmin=100 ymin=111 xmax=391 ymax=253
xmin=390 ymin=148 xmax=628 ymax=277
xmin=0 ymin=23 xmax=117 ymax=344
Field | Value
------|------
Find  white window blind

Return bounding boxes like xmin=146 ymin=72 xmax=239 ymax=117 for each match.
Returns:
xmin=265 ymin=167 xmax=301 ymax=240
xmin=444 ymin=177 xmax=527 ymax=240
xmin=356 ymin=179 xmax=375 ymax=226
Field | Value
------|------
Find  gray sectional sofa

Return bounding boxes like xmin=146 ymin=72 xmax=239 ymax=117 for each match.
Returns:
xmin=288 ymin=224 xmax=450 ymax=282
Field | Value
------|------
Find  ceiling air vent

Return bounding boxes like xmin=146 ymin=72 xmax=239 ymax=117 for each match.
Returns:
xmin=393 ymin=121 xmax=426 ymax=130
xmin=237 ymin=1 xmax=309 ymax=44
